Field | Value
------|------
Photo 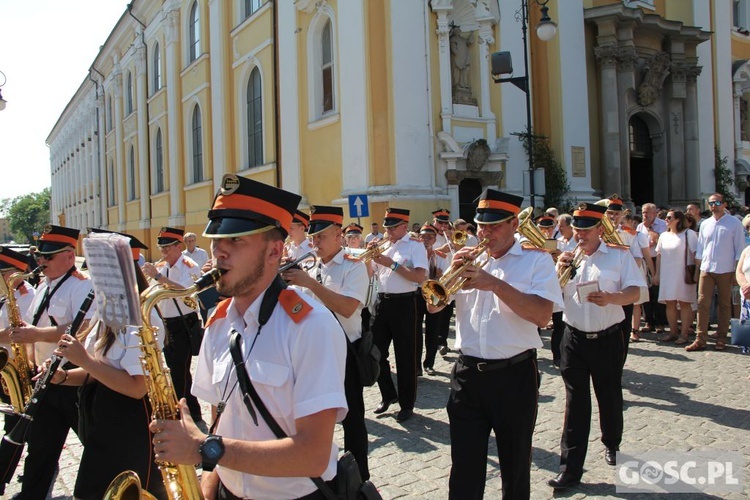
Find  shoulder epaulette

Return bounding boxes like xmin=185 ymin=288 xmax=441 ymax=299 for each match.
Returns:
xmin=155 ymin=261 xmax=167 ymax=268
xmin=182 ymin=258 xmax=196 ymax=268
xmin=606 ymin=243 xmax=629 ymax=250
xmin=522 ymin=245 xmax=549 ymax=253
xmin=343 ymin=253 xmax=359 ymax=261
xmin=434 ymin=249 xmax=448 ymax=259
xmin=278 ymin=289 xmax=312 ymax=324
xmin=205 ymin=299 xmax=231 ymax=328
xmin=621 ymin=226 xmax=637 ymax=235
xmin=72 ymin=270 xmax=89 ymax=280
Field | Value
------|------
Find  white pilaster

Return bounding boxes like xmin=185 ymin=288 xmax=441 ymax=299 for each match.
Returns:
xmin=278 ymin=1 xmax=301 ymax=194
xmin=694 ymin=1 xmax=715 ymax=200
xmin=209 ymin=0 xmax=228 ymax=192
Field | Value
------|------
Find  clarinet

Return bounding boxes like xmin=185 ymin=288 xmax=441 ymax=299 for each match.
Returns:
xmin=4 ymin=289 xmax=95 ymax=445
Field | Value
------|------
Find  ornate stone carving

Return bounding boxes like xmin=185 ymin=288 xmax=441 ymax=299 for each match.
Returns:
xmin=637 ymin=52 xmax=671 ymax=106
xmin=594 ymin=45 xmax=619 ymax=69
xmin=465 ymin=139 xmax=491 ymax=171
xmin=686 ymin=65 xmax=702 ymax=84
xmin=618 ymin=46 xmax=638 ymax=71
xmin=296 ymin=0 xmax=326 ymax=14
xmin=450 ymin=26 xmax=477 ymax=105
xmin=670 ymin=63 xmax=687 ymax=84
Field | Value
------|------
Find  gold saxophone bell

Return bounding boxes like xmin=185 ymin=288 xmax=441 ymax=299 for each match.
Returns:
xmin=594 ymin=199 xmax=626 ymax=246
xmin=516 ymin=207 xmax=548 ymax=249
xmin=356 ymin=238 xmax=390 ymax=264
xmin=103 ymin=471 xmax=158 ymax=500
xmin=421 ymin=239 xmax=490 ymax=308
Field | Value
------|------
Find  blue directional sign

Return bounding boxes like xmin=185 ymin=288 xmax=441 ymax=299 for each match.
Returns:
xmin=348 ymin=194 xmax=369 ymax=218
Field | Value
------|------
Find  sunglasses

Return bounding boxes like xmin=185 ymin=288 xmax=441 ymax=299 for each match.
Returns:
xmin=665 ymin=216 xmax=674 ymax=220
xmin=38 ymin=250 xmax=70 ymax=261
xmin=708 ymin=201 xmax=723 ymax=206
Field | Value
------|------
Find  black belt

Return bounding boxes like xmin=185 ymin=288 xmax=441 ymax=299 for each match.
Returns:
xmin=378 ymin=291 xmax=417 ymax=299
xmin=567 ymin=323 xmax=620 ymax=340
xmin=458 ymin=349 xmax=535 ymax=372
xmin=163 ymin=312 xmax=199 ymax=324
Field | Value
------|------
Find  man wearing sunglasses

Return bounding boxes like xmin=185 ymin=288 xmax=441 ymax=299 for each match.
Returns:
xmin=688 ymin=194 xmax=745 ymax=351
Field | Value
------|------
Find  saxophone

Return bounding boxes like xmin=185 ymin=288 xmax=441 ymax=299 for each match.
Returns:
xmin=104 ymin=268 xmax=222 ymax=500
xmin=0 ymin=266 xmax=43 ymax=414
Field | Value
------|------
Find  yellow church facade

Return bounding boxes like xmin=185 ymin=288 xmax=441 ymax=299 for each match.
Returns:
xmin=47 ymin=0 xmax=750 ymax=257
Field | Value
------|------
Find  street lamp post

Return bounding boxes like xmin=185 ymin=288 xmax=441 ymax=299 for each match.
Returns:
xmin=491 ymin=0 xmax=557 ymax=209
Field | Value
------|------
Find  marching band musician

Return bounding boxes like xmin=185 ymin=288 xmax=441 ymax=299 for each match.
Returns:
xmin=426 ymin=189 xmax=562 ymax=499
xmin=548 ymin=203 xmax=644 ymax=491
xmin=50 ymin=231 xmax=167 ymax=500
xmin=432 ymin=208 xmax=452 ymax=250
xmin=141 ymin=227 xmax=206 ymax=429
xmin=343 ymin=223 xmax=365 ymax=252
xmin=551 ymin=214 xmax=576 ymax=367
xmin=284 ymin=210 xmax=314 ymax=261
xmin=9 ymin=224 xmax=95 ymax=500
xmin=149 ymin=175 xmax=347 ymax=499
xmin=282 ymin=205 xmax=370 ymax=481
xmin=370 ymin=208 xmax=428 ymax=423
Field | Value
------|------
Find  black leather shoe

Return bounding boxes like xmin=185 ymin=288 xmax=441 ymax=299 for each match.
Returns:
xmin=547 ymin=472 xmax=580 ymax=490
xmin=373 ymin=398 xmax=398 ymax=414
xmin=605 ymin=448 xmax=618 ymax=466
xmin=396 ymin=408 xmax=413 ymax=422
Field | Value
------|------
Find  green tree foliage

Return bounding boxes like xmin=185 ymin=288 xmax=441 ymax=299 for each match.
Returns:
xmin=516 ymin=130 xmax=574 ymax=212
xmin=1 ymin=188 xmax=51 ymax=243
xmin=714 ymin=147 xmax=738 ymax=208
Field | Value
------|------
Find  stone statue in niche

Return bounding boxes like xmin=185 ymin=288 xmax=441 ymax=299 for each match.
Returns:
xmin=450 ymin=26 xmax=477 ymax=106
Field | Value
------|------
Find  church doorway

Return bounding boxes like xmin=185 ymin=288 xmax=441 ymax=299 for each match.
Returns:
xmin=629 ymin=115 xmax=654 ymax=208
xmin=458 ymin=178 xmax=482 ymax=223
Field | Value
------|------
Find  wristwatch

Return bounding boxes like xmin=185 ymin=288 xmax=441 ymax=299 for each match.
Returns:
xmin=199 ymin=434 xmax=225 ymax=471
xmin=154 ymin=272 xmax=163 ymax=281
xmin=389 ymin=262 xmax=399 ymax=271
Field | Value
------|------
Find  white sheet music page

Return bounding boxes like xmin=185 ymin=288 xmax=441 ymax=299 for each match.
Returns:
xmin=82 ymin=234 xmax=141 ymax=329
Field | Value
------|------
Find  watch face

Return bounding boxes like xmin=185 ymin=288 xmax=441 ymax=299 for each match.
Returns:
xmin=203 ymin=438 xmax=223 ymax=460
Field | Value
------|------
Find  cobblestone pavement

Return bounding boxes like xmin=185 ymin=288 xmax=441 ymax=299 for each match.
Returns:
xmin=3 ymin=326 xmax=749 ymax=499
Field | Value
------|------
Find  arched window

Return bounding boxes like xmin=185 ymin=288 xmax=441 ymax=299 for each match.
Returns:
xmin=129 ymin=146 xmax=136 ymax=200
xmin=108 ymin=161 xmax=116 ymax=205
xmin=126 ymin=71 xmax=134 ymax=115
xmin=153 ymin=43 xmax=162 ymax=92
xmin=321 ymin=20 xmax=334 ymax=113
xmin=244 ymin=0 xmax=263 ymax=19
xmin=189 ymin=1 xmax=201 ymax=63
xmin=155 ymin=128 xmax=164 ymax=193
xmin=247 ymin=68 xmax=263 ymax=168
xmin=192 ymin=106 xmax=203 ymax=183
xmin=107 ymin=95 xmax=113 ymax=132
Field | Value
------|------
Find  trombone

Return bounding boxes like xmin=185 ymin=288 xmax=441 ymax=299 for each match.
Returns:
xmin=356 ymin=238 xmax=390 ymax=264
xmin=421 ymin=239 xmax=489 ymax=308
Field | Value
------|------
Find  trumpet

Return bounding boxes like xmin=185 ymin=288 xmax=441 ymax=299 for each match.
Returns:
xmin=356 ymin=238 xmax=390 ymax=264
xmin=421 ymin=239 xmax=489 ymax=308
xmin=558 ymin=245 xmax=585 ymax=287
xmin=279 ymin=251 xmax=317 ymax=272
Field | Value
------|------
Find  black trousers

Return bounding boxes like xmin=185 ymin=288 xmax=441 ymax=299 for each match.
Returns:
xmin=0 ymin=392 xmax=21 ymax=493
xmin=343 ymin=345 xmax=369 ymax=480
xmin=620 ymin=303 xmax=634 ymax=365
xmin=642 ymin=258 xmax=667 ymax=327
xmin=551 ymin=311 xmax=565 ymax=365
xmin=163 ymin=313 xmax=203 ymax=420
xmin=415 ymin=294 xmax=453 ymax=370
xmin=447 ymin=352 xmax=539 ymax=500
xmin=559 ymin=326 xmax=624 ymax=480
xmin=20 ymin=384 xmax=80 ymax=500
xmin=372 ymin=293 xmax=419 ymax=411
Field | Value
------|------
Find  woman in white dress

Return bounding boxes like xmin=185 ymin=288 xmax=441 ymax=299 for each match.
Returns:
xmin=653 ymin=210 xmax=697 ymax=344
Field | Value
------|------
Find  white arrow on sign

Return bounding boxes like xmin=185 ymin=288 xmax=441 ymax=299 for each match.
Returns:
xmin=353 ymin=196 xmax=364 ymax=217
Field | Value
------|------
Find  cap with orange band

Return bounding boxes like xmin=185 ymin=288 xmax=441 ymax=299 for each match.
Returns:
xmin=571 ymin=203 xmax=607 ymax=229
xmin=383 ymin=208 xmax=410 ymax=228
xmin=38 ymin=224 xmax=80 ymax=255
xmin=88 ymin=227 xmax=148 ymax=261
xmin=474 ymin=189 xmax=523 ymax=224
xmin=203 ymin=174 xmax=301 ymax=238
xmin=293 ymin=210 xmax=310 ymax=230
xmin=0 ymin=247 xmax=29 ymax=272
xmin=157 ymin=227 xmax=184 ymax=247
xmin=308 ymin=206 xmax=344 ymax=236
xmin=432 ymin=208 xmax=451 ymax=222
xmin=605 ymin=194 xmax=623 ymax=212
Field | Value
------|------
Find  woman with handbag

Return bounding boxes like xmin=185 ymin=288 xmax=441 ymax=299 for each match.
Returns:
xmin=653 ymin=210 xmax=698 ymax=344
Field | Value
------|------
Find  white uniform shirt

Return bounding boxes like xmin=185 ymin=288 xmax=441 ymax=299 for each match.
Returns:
xmin=557 ymin=235 xmax=577 ymax=253
xmin=364 ymin=232 xmax=384 ymax=244
xmin=287 ymin=239 xmax=314 ymax=261
xmin=183 ymin=247 xmax=209 ymax=270
xmin=562 ymin=243 xmax=645 ymax=332
xmin=304 ymin=249 xmax=369 ymax=342
xmin=696 ymin=213 xmax=746 ymax=273
xmin=32 ymin=270 xmax=95 ymax=363
xmin=0 ymin=281 xmax=36 ymax=357
xmin=155 ymin=256 xmax=201 ymax=318
xmin=618 ymin=229 xmax=643 ymax=260
xmin=82 ymin=310 xmax=165 ymax=376
xmin=192 ymin=291 xmax=347 ymax=499
xmin=453 ymin=242 xmax=563 ymax=359
xmin=434 ymin=232 xmax=449 ymax=250
xmin=374 ymin=234 xmax=429 ymax=294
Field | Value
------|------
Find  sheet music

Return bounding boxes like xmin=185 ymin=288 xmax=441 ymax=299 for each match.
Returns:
xmin=82 ymin=234 xmax=141 ymax=329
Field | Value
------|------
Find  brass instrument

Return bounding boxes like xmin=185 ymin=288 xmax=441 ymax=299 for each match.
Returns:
xmin=421 ymin=239 xmax=489 ymax=308
xmin=279 ymin=251 xmax=317 ymax=272
xmin=0 ymin=266 xmax=43 ymax=415
xmin=356 ymin=238 xmax=390 ymax=264
xmin=104 ymin=471 xmax=157 ymax=500
xmin=104 ymin=268 xmax=222 ymax=500
xmin=558 ymin=245 xmax=585 ymax=287
xmin=451 ymin=230 xmax=467 ymax=246
xmin=516 ymin=207 xmax=548 ymax=249
xmin=594 ymin=199 xmax=626 ymax=246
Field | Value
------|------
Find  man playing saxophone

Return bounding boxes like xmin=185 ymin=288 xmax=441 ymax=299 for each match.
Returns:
xmin=150 ymin=175 xmax=347 ymax=499
xmin=9 ymin=224 xmax=95 ymax=500
xmin=426 ymin=189 xmax=562 ymax=499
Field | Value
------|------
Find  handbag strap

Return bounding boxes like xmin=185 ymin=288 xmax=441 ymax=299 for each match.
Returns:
xmin=684 ymin=231 xmax=690 ymax=266
xmin=228 ymin=331 xmax=336 ymax=500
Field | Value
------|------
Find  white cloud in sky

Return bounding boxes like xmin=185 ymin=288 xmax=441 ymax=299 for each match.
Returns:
xmin=0 ymin=0 xmax=128 ymax=201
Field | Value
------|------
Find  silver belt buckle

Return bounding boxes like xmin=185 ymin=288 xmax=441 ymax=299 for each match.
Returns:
xmin=586 ymin=333 xmax=598 ymax=340
xmin=476 ymin=362 xmax=488 ymax=372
